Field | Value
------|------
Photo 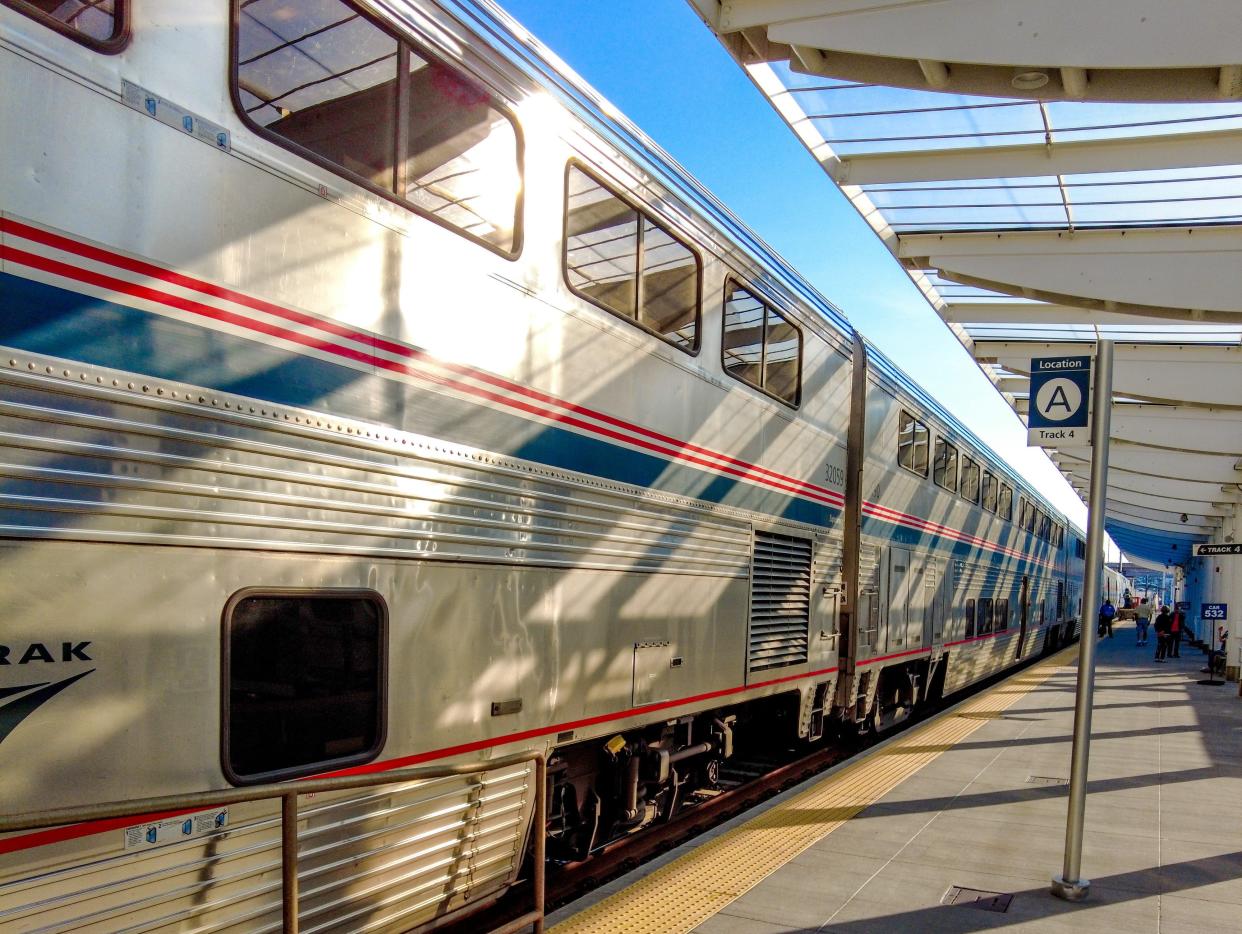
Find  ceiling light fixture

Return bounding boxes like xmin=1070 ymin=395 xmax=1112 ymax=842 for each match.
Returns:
xmin=1011 ymin=69 xmax=1050 ymax=90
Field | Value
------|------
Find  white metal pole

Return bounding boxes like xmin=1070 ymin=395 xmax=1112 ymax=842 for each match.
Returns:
xmin=1052 ymin=339 xmax=1113 ymax=902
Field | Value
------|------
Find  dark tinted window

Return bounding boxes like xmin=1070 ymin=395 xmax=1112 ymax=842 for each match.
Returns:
xmin=933 ymin=438 xmax=957 ymax=491
xmin=997 ymin=483 xmax=1013 ymax=522
xmin=722 ymin=281 xmax=802 ymax=405
xmin=977 ymin=597 xmax=994 ymax=636
xmin=964 ymin=598 xmax=976 ymax=639
xmin=995 ymin=597 xmax=1009 ymax=631
xmin=897 ymin=410 xmax=929 ymax=477
xmin=566 ymin=165 xmax=699 ymax=352
xmin=225 ymin=592 xmax=385 ymax=781
xmin=960 ymin=456 xmax=980 ymax=503
xmin=234 ymin=0 xmax=520 ymax=253
xmin=981 ymin=471 xmax=998 ymax=512
xmin=6 ymin=0 xmax=125 ymax=49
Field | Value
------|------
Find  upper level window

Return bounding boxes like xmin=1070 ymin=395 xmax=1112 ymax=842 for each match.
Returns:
xmin=4 ymin=0 xmax=126 ymax=51
xmin=722 ymin=281 xmax=802 ymax=404
xmin=565 ymin=165 xmax=701 ymax=354
xmin=233 ymin=0 xmax=521 ymax=254
xmin=933 ymin=438 xmax=957 ymax=492
xmin=997 ymin=483 xmax=1013 ymax=522
xmin=1025 ymin=503 xmax=1038 ymax=533
xmin=224 ymin=590 xmax=386 ymax=782
xmin=981 ymin=470 xmax=998 ymax=513
xmin=896 ymin=410 xmax=929 ymax=477
xmin=960 ymin=455 xmax=980 ymax=503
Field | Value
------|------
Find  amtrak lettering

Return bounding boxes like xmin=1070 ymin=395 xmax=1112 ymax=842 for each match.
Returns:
xmin=0 ymin=641 xmax=93 ymax=664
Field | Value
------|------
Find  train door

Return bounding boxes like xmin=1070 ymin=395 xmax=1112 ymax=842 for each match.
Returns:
xmin=926 ymin=560 xmax=943 ymax=651
xmin=907 ymin=559 xmax=929 ymax=649
xmin=886 ymin=546 xmax=912 ymax=653
xmin=1017 ymin=576 xmax=1030 ymax=657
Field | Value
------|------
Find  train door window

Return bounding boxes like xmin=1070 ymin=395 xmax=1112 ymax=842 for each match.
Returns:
xmin=964 ymin=598 xmax=976 ymax=639
xmin=223 ymin=590 xmax=386 ymax=783
xmin=959 ymin=455 xmax=980 ymax=503
xmin=566 ymin=165 xmax=701 ymax=353
xmin=933 ymin=438 xmax=958 ymax=492
xmin=232 ymin=0 xmax=521 ymax=255
xmin=977 ymin=597 xmax=994 ymax=636
xmin=997 ymin=483 xmax=1013 ymax=522
xmin=5 ymin=0 xmax=127 ymax=51
xmin=896 ymin=410 xmax=929 ymax=477
xmin=981 ymin=470 xmax=998 ymax=512
xmin=722 ymin=281 xmax=802 ymax=405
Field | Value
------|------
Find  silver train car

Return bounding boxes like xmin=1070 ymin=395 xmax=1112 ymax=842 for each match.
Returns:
xmin=0 ymin=0 xmax=1086 ymax=930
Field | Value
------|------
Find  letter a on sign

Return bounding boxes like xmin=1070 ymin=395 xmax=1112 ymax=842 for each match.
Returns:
xmin=1027 ymin=355 xmax=1091 ymax=448
xmin=1046 ymin=385 xmax=1072 ymax=414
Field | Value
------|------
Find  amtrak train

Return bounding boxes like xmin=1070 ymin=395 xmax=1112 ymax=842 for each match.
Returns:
xmin=0 ymin=0 xmax=1086 ymax=930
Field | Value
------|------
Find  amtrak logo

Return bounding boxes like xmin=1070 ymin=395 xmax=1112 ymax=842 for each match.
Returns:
xmin=0 ymin=670 xmax=95 ymax=747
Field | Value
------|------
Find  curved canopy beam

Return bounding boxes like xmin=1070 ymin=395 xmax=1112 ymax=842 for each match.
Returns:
xmin=901 ymin=227 xmax=1242 ymax=316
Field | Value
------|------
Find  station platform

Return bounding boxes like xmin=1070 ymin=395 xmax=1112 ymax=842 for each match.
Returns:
xmin=547 ymin=627 xmax=1241 ymax=933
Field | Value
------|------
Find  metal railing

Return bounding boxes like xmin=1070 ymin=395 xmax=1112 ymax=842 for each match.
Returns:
xmin=0 ymin=752 xmax=546 ymax=934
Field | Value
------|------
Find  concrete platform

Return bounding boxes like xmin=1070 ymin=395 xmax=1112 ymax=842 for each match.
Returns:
xmin=548 ymin=625 xmax=1242 ymax=933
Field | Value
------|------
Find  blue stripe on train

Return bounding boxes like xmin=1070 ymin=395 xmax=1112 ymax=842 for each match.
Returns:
xmin=0 ymin=272 xmax=838 ymax=527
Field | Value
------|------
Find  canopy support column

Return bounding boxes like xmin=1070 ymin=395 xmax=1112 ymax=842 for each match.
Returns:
xmin=1052 ymin=339 xmax=1113 ymax=902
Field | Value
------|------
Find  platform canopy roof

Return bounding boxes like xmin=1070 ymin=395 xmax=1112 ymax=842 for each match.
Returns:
xmin=688 ymin=0 xmax=1242 ymax=568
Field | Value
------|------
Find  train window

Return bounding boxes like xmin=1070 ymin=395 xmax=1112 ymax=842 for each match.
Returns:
xmin=997 ymin=483 xmax=1013 ymax=522
xmin=4 ymin=0 xmax=127 ymax=52
xmin=981 ymin=470 xmax=998 ymax=513
xmin=995 ymin=597 xmax=1009 ymax=631
xmin=404 ymin=52 xmax=521 ymax=251
xmin=977 ymin=597 xmax=994 ymax=636
xmin=1075 ymin=538 xmax=1086 ymax=559
xmin=964 ymin=598 xmax=976 ymax=639
xmin=933 ymin=438 xmax=958 ymax=492
xmin=722 ymin=281 xmax=802 ymax=405
xmin=1039 ymin=513 xmax=1052 ymax=542
xmin=223 ymin=590 xmax=386 ymax=783
xmin=896 ymin=410 xmax=929 ymax=477
xmin=1025 ymin=504 xmax=1038 ymax=534
xmin=959 ymin=456 xmax=980 ymax=503
xmin=566 ymin=165 xmax=701 ymax=354
xmin=232 ymin=0 xmax=521 ymax=255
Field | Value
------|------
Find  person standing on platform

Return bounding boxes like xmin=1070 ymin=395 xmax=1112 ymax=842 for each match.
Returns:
xmin=1169 ymin=607 xmax=1183 ymax=658
xmin=1098 ymin=599 xmax=1116 ymax=638
xmin=1153 ymin=606 xmax=1172 ymax=661
xmin=1134 ymin=598 xmax=1152 ymax=646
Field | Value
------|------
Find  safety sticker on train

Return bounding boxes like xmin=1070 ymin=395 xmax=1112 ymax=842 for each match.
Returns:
xmin=123 ymin=809 xmax=229 ymax=851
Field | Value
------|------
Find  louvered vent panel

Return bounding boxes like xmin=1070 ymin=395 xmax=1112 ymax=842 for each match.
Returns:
xmin=749 ymin=531 xmax=812 ymax=672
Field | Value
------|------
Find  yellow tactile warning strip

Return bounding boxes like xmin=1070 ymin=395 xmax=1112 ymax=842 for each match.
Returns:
xmin=550 ymin=646 xmax=1078 ymax=934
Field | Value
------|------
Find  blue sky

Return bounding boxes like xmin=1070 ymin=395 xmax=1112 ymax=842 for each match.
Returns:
xmin=497 ymin=0 xmax=1091 ymax=531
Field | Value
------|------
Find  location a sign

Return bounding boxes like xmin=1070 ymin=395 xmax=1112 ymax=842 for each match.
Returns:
xmin=1202 ymin=603 xmax=1228 ymax=621
xmin=1027 ymin=355 xmax=1091 ymax=448
xmin=1193 ymin=543 xmax=1242 ymax=557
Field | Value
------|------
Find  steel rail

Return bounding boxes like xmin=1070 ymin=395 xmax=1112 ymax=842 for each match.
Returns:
xmin=0 ymin=752 xmax=547 ymax=934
